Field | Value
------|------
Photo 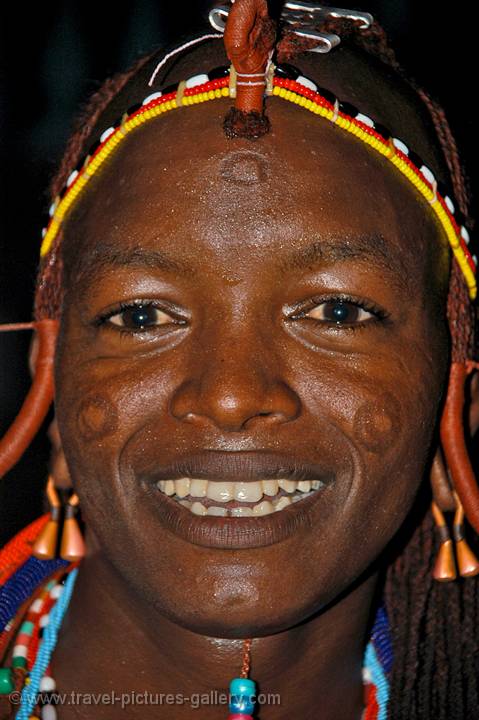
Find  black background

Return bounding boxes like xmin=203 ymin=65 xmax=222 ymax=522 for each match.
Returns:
xmin=0 ymin=1 xmax=477 ymax=544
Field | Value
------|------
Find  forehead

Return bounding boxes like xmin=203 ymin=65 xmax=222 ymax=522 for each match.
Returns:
xmin=63 ymin=96 xmax=447 ymax=291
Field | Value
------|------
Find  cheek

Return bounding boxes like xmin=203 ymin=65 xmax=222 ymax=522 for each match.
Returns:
xmin=77 ymin=395 xmax=119 ymax=441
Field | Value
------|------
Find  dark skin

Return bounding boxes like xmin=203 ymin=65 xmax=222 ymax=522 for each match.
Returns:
xmin=42 ymin=45 xmax=466 ymax=718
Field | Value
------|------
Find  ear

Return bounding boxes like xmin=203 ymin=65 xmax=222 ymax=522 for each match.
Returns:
xmin=47 ymin=417 xmax=72 ymax=490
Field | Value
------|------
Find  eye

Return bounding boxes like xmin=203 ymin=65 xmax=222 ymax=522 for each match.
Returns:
xmin=306 ymin=300 xmax=375 ymax=325
xmin=103 ymin=303 xmax=180 ymax=330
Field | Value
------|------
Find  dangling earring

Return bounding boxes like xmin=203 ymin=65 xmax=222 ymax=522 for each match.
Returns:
xmin=431 ymin=500 xmax=457 ymax=582
xmin=32 ymin=476 xmax=61 ymax=560
xmin=452 ymin=491 xmax=479 ymax=578
xmin=60 ymin=492 xmax=85 ymax=561
xmin=33 ymin=477 xmax=85 ymax=562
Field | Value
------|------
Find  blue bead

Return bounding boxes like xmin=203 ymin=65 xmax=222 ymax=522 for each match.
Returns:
xmin=229 ymin=678 xmax=256 ymax=714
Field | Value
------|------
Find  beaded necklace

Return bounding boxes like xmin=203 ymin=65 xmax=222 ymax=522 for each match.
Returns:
xmin=0 ymin=516 xmax=392 ymax=720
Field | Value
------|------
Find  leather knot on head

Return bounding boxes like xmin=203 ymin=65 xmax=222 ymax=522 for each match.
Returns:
xmin=223 ymin=0 xmax=276 ymax=139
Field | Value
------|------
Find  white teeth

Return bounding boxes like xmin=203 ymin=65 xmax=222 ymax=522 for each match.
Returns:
xmin=207 ymin=505 xmax=228 ymax=516
xmin=234 ymin=481 xmax=263 ymax=502
xmin=190 ymin=479 xmax=208 ymax=498
xmin=230 ymin=506 xmax=254 ymax=517
xmin=262 ymin=479 xmax=279 ymax=496
xmin=207 ymin=481 xmax=234 ymax=502
xmin=297 ymin=480 xmax=311 ymax=492
xmin=175 ymin=478 xmax=191 ymax=498
xmin=253 ymin=500 xmax=274 ymax=516
xmin=273 ymin=496 xmax=292 ymax=511
xmin=156 ymin=476 xmax=324 ymax=516
xmin=278 ymin=479 xmax=296 ymax=493
xmin=191 ymin=502 xmax=207 ymax=516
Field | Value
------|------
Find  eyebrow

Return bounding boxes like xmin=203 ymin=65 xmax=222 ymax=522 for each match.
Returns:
xmin=278 ymin=233 xmax=411 ymax=289
xmin=71 ymin=242 xmax=197 ymax=285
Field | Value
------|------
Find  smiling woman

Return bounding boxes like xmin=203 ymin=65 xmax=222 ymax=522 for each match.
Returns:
xmin=0 ymin=1 xmax=478 ymax=719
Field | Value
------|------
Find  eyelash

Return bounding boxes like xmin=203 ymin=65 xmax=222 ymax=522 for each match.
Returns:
xmin=94 ymin=300 xmax=187 ymax=336
xmin=288 ymin=294 xmax=389 ymax=331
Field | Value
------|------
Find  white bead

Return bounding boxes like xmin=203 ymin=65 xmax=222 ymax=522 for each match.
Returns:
xmin=420 ymin=165 xmax=435 ymax=185
xmin=392 ymin=138 xmax=409 ymax=155
xmin=66 ymin=169 xmax=78 ymax=187
xmin=50 ymin=584 xmax=63 ymax=599
xmin=41 ymin=228 xmax=47 ymax=239
xmin=296 ymin=75 xmax=317 ymax=92
xmin=48 ymin=201 xmax=56 ymax=217
xmin=13 ymin=644 xmax=28 ymax=658
xmin=99 ymin=127 xmax=115 ymax=144
xmin=461 ymin=226 xmax=470 ymax=245
xmin=444 ymin=196 xmax=455 ymax=214
xmin=142 ymin=91 xmax=162 ymax=105
xmin=473 ymin=255 xmax=478 ymax=266
xmin=41 ymin=704 xmax=57 ymax=720
xmin=40 ymin=676 xmax=57 ymax=692
xmin=185 ymin=73 xmax=209 ymax=88
xmin=356 ymin=112 xmax=374 ymax=127
xmin=39 ymin=613 xmax=50 ymax=628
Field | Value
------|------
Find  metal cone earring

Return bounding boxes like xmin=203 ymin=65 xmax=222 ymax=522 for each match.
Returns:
xmin=431 ymin=500 xmax=457 ymax=582
xmin=32 ymin=476 xmax=61 ymax=560
xmin=452 ymin=491 xmax=479 ymax=578
xmin=60 ymin=493 xmax=85 ymax=561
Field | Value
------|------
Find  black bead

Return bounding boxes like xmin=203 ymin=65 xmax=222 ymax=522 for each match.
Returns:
xmin=339 ymin=100 xmax=358 ymax=118
xmin=373 ymin=122 xmax=390 ymax=140
xmin=88 ymin=139 xmax=101 ymax=156
xmin=455 ymin=209 xmax=466 ymax=227
xmin=407 ymin=149 xmax=424 ymax=170
xmin=161 ymin=83 xmax=179 ymax=96
xmin=437 ymin=180 xmax=449 ymax=199
xmin=275 ymin=63 xmax=300 ymax=80
xmin=208 ymin=65 xmax=230 ymax=79
xmin=316 ymin=86 xmax=336 ymax=106
xmin=127 ymin=102 xmax=142 ymax=116
xmin=75 ymin=156 xmax=86 ymax=173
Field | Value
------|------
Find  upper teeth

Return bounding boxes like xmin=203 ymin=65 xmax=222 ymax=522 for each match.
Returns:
xmin=157 ymin=478 xmax=321 ymax=517
xmin=156 ymin=478 xmax=322 ymax=503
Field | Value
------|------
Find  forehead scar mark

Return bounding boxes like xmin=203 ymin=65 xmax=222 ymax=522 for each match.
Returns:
xmin=219 ymin=150 xmax=270 ymax=185
xmin=77 ymin=395 xmax=118 ymax=442
xmin=353 ymin=394 xmax=400 ymax=454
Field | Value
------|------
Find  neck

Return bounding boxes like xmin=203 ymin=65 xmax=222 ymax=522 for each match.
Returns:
xmin=53 ymin=548 xmax=378 ymax=720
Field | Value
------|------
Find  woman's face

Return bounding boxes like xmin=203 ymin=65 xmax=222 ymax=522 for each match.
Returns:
xmin=55 ymin=98 xmax=450 ymax=637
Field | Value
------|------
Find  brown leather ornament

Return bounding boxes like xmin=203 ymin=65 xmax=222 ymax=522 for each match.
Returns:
xmin=223 ymin=0 xmax=276 ymax=138
xmin=0 ymin=319 xmax=58 ymax=478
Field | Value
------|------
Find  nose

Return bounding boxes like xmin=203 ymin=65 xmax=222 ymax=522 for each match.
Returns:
xmin=170 ymin=338 xmax=301 ymax=433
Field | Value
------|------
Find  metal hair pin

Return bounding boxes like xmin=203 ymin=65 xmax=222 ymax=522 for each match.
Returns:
xmin=209 ymin=1 xmax=373 ymax=53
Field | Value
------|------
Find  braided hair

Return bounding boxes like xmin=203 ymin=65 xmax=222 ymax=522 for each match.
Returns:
xmin=4 ymin=11 xmax=479 ymax=720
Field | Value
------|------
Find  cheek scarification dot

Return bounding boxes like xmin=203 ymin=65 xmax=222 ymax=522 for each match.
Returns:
xmin=353 ymin=395 xmax=400 ymax=454
xmin=77 ymin=395 xmax=118 ymax=442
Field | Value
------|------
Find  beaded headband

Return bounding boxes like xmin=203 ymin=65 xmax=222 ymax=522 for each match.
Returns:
xmin=40 ymin=53 xmax=477 ymax=299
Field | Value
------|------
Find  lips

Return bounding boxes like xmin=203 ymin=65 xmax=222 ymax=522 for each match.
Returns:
xmin=139 ymin=450 xmax=335 ymax=549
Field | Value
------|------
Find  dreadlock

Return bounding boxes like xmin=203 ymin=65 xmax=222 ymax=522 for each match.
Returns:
xmin=11 ymin=10 xmax=479 ymax=720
